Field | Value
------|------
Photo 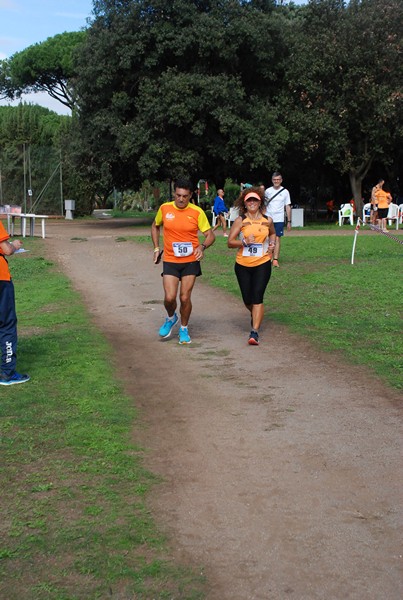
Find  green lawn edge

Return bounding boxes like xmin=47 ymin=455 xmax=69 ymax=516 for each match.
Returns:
xmin=0 ymin=242 xmax=205 ymax=600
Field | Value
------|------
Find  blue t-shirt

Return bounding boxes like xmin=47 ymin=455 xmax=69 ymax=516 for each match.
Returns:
xmin=213 ymin=196 xmax=229 ymax=215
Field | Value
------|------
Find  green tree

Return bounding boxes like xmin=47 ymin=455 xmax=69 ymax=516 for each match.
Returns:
xmin=0 ymin=104 xmax=70 ymax=212
xmin=282 ymin=0 xmax=403 ymax=211
xmin=74 ymin=0 xmax=287 ymax=191
xmin=63 ymin=118 xmax=116 ymax=212
xmin=0 ymin=32 xmax=87 ymax=110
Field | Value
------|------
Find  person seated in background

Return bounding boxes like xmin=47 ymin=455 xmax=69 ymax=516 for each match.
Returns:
xmin=212 ymin=189 xmax=229 ymax=237
xmin=258 ymin=183 xmax=266 ymax=196
xmin=326 ymin=199 xmax=335 ymax=222
xmin=363 ymin=202 xmax=371 ymax=222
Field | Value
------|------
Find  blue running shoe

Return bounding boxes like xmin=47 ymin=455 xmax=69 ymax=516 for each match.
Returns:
xmin=159 ymin=313 xmax=178 ymax=338
xmin=0 ymin=372 xmax=30 ymax=385
xmin=178 ymin=327 xmax=191 ymax=345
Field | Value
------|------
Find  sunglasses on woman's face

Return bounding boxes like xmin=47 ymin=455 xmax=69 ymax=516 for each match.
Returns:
xmin=245 ymin=199 xmax=259 ymax=203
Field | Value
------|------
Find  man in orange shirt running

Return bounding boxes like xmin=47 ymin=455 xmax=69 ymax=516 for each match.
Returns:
xmin=151 ymin=177 xmax=215 ymax=344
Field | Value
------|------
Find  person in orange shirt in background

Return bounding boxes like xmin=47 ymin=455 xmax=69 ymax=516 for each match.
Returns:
xmin=0 ymin=221 xmax=30 ymax=385
xmin=349 ymin=198 xmax=357 ymax=217
xmin=151 ymin=177 xmax=215 ymax=344
xmin=326 ymin=199 xmax=335 ymax=222
xmin=371 ymin=181 xmax=380 ymax=224
xmin=372 ymin=179 xmax=392 ymax=231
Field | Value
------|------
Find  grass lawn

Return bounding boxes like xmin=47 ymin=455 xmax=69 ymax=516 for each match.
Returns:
xmin=0 ymin=244 xmax=205 ymax=600
xmin=136 ymin=229 xmax=402 ymax=390
xmin=205 ymin=234 xmax=402 ymax=389
xmin=1 ymin=226 xmax=401 ymax=598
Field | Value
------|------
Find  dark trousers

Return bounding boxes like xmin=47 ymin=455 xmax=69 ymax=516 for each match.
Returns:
xmin=234 ymin=261 xmax=272 ymax=306
xmin=0 ymin=280 xmax=18 ymax=377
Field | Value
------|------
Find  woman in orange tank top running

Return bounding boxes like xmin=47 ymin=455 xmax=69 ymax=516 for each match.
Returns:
xmin=227 ymin=187 xmax=276 ymax=346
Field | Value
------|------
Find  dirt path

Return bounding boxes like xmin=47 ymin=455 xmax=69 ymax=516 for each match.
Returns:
xmin=44 ymin=219 xmax=402 ymax=600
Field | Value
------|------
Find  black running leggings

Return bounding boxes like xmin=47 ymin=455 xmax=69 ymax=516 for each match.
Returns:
xmin=234 ymin=261 xmax=272 ymax=306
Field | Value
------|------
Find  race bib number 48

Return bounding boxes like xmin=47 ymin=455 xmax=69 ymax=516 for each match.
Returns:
xmin=173 ymin=242 xmax=193 ymax=257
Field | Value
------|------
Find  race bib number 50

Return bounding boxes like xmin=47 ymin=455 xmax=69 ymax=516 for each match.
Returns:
xmin=173 ymin=242 xmax=193 ymax=257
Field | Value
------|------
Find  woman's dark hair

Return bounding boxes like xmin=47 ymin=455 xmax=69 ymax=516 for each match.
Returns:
xmin=234 ymin=187 xmax=265 ymax=217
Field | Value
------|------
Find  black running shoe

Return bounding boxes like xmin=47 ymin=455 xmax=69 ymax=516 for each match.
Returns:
xmin=248 ymin=331 xmax=259 ymax=346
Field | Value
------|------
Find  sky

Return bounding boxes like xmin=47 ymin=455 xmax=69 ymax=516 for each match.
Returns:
xmin=0 ymin=0 xmax=307 ymax=116
xmin=0 ymin=0 xmax=93 ymax=114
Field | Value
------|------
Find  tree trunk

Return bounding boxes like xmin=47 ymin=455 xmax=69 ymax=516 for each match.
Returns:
xmin=349 ymin=173 xmax=363 ymax=216
xmin=349 ymin=156 xmax=373 ymax=217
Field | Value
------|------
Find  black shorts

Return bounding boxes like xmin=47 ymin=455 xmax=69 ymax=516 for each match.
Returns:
xmin=234 ymin=261 xmax=272 ymax=305
xmin=162 ymin=261 xmax=202 ymax=279
xmin=377 ymin=208 xmax=388 ymax=219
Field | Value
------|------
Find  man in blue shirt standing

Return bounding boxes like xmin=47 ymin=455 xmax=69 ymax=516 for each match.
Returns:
xmin=212 ymin=189 xmax=229 ymax=237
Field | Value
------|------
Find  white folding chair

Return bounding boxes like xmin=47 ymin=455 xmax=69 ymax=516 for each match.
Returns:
xmin=338 ymin=203 xmax=354 ymax=226
xmin=362 ymin=203 xmax=371 ymax=224
xmin=399 ymin=204 xmax=403 ymax=226
xmin=226 ymin=206 xmax=239 ymax=228
xmin=386 ymin=203 xmax=399 ymax=230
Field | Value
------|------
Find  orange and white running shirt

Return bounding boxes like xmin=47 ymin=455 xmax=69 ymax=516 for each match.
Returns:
xmin=375 ymin=188 xmax=391 ymax=209
xmin=155 ymin=201 xmax=211 ymax=263
xmin=236 ymin=216 xmax=271 ymax=268
xmin=0 ymin=221 xmax=11 ymax=281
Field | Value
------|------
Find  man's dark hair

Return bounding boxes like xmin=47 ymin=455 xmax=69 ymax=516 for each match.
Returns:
xmin=272 ymin=171 xmax=282 ymax=178
xmin=174 ymin=177 xmax=193 ymax=191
